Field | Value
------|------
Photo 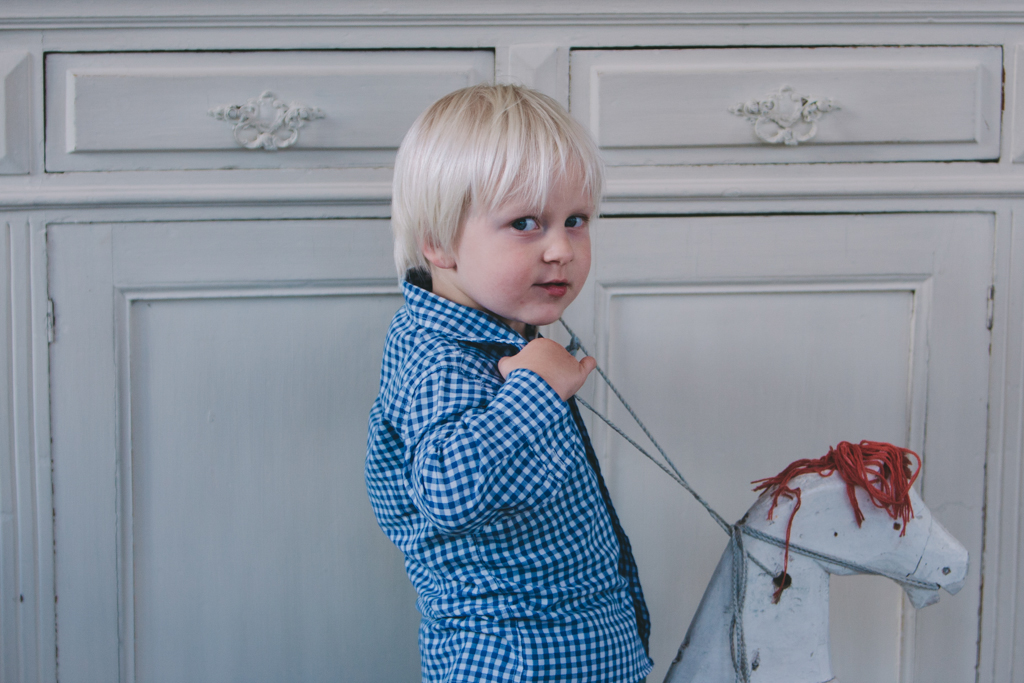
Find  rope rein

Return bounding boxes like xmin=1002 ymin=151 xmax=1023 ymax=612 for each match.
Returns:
xmin=557 ymin=320 xmax=941 ymax=682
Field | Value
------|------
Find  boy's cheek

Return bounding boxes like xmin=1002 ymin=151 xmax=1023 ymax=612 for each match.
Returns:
xmin=576 ymin=238 xmax=592 ymax=274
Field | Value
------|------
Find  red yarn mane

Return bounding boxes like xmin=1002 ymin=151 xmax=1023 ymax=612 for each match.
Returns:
xmin=751 ymin=440 xmax=921 ymax=602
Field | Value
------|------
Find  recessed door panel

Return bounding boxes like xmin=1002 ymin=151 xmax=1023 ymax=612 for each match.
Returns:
xmin=48 ymin=221 xmax=416 ymax=683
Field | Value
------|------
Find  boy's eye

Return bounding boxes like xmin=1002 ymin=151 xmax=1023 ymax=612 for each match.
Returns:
xmin=510 ymin=217 xmax=540 ymax=232
xmin=565 ymin=215 xmax=587 ymax=229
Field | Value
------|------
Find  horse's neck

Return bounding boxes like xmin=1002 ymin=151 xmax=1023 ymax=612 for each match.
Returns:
xmin=741 ymin=544 xmax=834 ymax=683
xmin=666 ymin=540 xmax=835 ymax=683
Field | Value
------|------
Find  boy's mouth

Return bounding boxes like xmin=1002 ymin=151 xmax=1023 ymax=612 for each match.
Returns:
xmin=537 ymin=281 xmax=569 ymax=296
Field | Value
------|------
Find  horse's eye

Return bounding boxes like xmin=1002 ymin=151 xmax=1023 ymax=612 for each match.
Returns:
xmin=893 ymin=522 xmax=901 ymax=530
xmin=942 ymin=567 xmax=951 ymax=575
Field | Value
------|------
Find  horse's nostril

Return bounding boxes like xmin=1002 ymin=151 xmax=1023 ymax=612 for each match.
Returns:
xmin=942 ymin=567 xmax=951 ymax=575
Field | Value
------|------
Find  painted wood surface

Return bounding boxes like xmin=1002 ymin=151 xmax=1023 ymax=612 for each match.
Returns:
xmin=0 ymin=220 xmax=15 ymax=683
xmin=664 ymin=474 xmax=969 ymax=683
xmin=48 ymin=221 xmax=418 ymax=683
xmin=45 ymin=51 xmax=493 ymax=171
xmin=571 ymin=47 xmax=1003 ymax=165
xmin=560 ymin=212 xmax=993 ymax=682
xmin=0 ymin=53 xmax=30 ymax=175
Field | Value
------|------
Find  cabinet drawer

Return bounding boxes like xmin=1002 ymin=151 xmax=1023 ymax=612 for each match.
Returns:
xmin=45 ymin=50 xmax=493 ymax=172
xmin=570 ymin=47 xmax=1002 ymax=165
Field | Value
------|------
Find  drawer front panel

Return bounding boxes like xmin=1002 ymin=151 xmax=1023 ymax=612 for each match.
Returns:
xmin=45 ymin=51 xmax=493 ymax=172
xmin=570 ymin=47 xmax=1002 ymax=165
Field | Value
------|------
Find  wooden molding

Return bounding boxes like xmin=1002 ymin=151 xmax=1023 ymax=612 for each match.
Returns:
xmin=4 ymin=172 xmax=1024 ymax=209
xmin=6 ymin=6 xmax=1024 ymax=30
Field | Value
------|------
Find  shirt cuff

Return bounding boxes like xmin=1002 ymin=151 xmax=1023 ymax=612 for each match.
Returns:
xmin=487 ymin=367 xmax=574 ymax=470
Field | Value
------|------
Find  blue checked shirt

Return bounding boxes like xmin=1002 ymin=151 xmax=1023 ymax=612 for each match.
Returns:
xmin=366 ymin=281 xmax=653 ymax=682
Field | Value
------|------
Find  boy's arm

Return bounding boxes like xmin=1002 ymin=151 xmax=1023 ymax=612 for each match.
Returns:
xmin=402 ymin=365 xmax=575 ymax=534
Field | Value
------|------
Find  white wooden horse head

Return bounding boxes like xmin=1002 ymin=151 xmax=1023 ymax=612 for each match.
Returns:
xmin=665 ymin=448 xmax=968 ymax=683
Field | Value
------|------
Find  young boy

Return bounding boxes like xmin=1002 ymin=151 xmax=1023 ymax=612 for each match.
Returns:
xmin=366 ymin=84 xmax=652 ymax=682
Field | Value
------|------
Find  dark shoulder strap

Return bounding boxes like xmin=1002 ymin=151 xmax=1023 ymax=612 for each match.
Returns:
xmin=568 ymin=397 xmax=651 ymax=654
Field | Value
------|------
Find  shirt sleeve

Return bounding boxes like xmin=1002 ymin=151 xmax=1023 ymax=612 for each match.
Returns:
xmin=400 ymin=365 xmax=575 ymax=534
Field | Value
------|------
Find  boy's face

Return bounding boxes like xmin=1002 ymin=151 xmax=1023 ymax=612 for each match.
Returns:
xmin=425 ymin=172 xmax=592 ymax=336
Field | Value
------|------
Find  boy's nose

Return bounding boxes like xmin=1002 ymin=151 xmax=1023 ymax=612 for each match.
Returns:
xmin=543 ymin=228 xmax=574 ymax=263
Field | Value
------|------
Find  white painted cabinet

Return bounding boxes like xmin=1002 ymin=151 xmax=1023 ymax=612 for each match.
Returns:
xmin=2 ymin=4 xmax=1023 ymax=683
xmin=48 ymin=220 xmax=418 ymax=683
xmin=565 ymin=212 xmax=993 ymax=682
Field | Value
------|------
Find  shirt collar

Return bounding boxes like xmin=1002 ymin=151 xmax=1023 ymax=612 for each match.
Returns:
xmin=401 ymin=280 xmax=527 ymax=348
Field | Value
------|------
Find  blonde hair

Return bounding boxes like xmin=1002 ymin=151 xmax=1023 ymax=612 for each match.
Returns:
xmin=391 ymin=84 xmax=604 ymax=278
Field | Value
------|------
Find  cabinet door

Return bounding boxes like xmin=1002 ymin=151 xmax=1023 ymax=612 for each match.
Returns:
xmin=562 ymin=213 xmax=992 ymax=683
xmin=47 ymin=221 xmax=418 ymax=683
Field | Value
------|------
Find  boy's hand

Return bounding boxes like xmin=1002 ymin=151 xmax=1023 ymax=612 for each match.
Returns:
xmin=497 ymin=338 xmax=597 ymax=401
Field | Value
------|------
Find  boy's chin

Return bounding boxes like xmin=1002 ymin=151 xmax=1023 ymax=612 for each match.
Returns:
xmin=501 ymin=301 xmax=578 ymax=333
xmin=520 ymin=311 xmax=565 ymax=328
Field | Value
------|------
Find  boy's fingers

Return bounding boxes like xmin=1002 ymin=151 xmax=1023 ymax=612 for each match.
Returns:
xmin=579 ymin=355 xmax=597 ymax=377
xmin=497 ymin=354 xmax=515 ymax=379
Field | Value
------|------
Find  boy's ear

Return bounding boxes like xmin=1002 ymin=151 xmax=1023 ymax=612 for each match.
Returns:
xmin=421 ymin=240 xmax=456 ymax=270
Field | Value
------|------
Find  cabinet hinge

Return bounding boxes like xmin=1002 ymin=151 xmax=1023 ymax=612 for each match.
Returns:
xmin=986 ymin=285 xmax=995 ymax=331
xmin=46 ymin=298 xmax=55 ymax=343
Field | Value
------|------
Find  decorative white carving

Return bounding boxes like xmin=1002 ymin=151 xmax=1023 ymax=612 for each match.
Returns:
xmin=209 ymin=90 xmax=325 ymax=150
xmin=729 ymin=85 xmax=837 ymax=146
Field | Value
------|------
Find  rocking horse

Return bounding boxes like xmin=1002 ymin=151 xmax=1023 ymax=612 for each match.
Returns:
xmin=557 ymin=323 xmax=970 ymax=683
xmin=663 ymin=441 xmax=969 ymax=683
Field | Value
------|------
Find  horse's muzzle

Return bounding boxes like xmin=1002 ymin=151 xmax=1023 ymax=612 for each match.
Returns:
xmin=903 ymin=515 xmax=969 ymax=608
